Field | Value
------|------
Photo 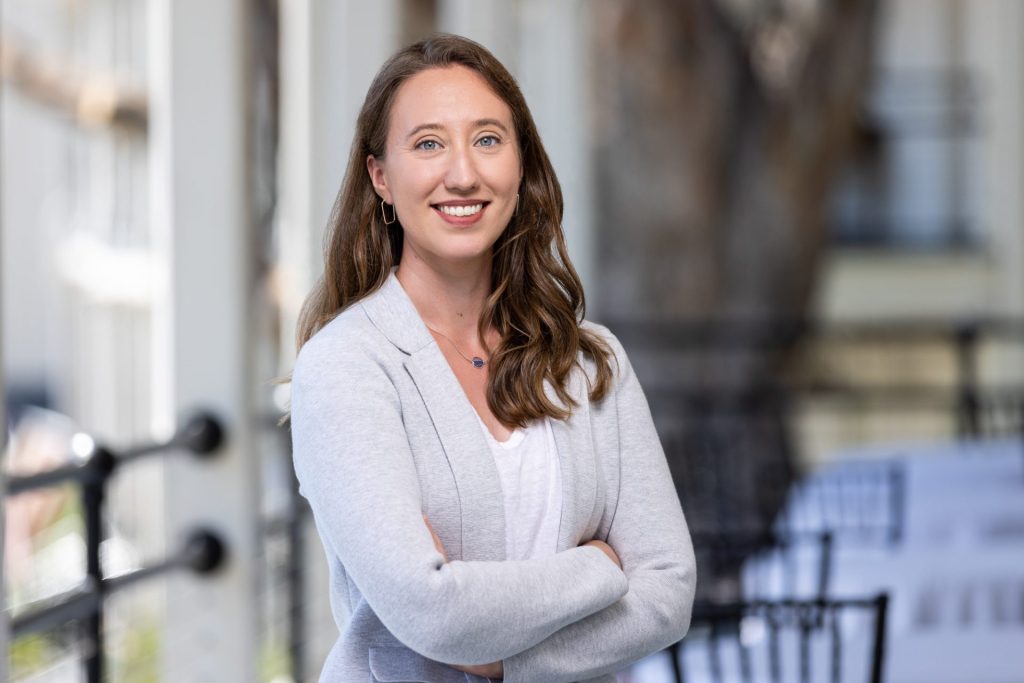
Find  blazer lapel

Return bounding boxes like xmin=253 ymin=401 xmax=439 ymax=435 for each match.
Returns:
xmin=404 ymin=347 xmax=506 ymax=562
xmin=361 ymin=271 xmax=601 ymax=561
xmin=361 ymin=273 xmax=506 ymax=562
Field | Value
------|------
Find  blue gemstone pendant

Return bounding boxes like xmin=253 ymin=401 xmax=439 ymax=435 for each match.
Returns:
xmin=472 ymin=357 xmax=486 ymax=368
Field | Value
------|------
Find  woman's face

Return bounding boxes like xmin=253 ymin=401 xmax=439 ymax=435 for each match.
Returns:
xmin=367 ymin=65 xmax=523 ymax=269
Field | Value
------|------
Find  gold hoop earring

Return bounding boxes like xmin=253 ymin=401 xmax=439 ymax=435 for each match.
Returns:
xmin=380 ymin=199 xmax=397 ymax=225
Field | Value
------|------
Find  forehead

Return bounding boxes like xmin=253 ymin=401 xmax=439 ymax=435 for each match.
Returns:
xmin=388 ymin=65 xmax=514 ymax=137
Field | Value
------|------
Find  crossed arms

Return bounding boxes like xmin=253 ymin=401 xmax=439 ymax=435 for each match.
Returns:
xmin=289 ymin=327 xmax=695 ymax=682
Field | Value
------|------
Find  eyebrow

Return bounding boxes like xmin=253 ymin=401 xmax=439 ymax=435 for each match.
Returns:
xmin=405 ymin=118 xmax=511 ymax=140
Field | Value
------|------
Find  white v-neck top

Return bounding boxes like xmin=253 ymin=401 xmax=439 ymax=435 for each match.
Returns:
xmin=476 ymin=414 xmax=563 ymax=560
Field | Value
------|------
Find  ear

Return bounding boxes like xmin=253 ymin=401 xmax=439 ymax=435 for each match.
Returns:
xmin=366 ymin=155 xmax=392 ymax=204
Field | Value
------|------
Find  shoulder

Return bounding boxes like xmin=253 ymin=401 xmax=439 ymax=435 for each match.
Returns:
xmin=292 ymin=304 xmax=392 ymax=387
xmin=580 ymin=320 xmax=623 ymax=350
xmin=580 ymin=319 xmax=629 ymax=375
xmin=578 ymin=321 xmax=652 ymax=423
xmin=577 ymin=319 xmax=639 ymax=409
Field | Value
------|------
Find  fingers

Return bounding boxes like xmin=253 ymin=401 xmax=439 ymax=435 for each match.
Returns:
xmin=423 ymin=514 xmax=449 ymax=562
xmin=450 ymin=661 xmax=503 ymax=677
xmin=583 ymin=539 xmax=622 ymax=569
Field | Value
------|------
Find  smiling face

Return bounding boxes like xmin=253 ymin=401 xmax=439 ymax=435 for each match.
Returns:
xmin=366 ymin=65 xmax=523 ymax=270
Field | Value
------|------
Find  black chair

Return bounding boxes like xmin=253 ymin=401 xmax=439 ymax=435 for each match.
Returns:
xmin=691 ymin=530 xmax=834 ymax=603
xmin=667 ymin=593 xmax=889 ymax=683
xmin=957 ymin=386 xmax=1024 ymax=439
xmin=777 ymin=459 xmax=906 ymax=547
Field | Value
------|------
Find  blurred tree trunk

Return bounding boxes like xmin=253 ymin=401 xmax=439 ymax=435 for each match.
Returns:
xmin=592 ymin=0 xmax=878 ymax=589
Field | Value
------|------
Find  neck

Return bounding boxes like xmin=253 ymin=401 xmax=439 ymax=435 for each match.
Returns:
xmin=395 ymin=250 xmax=493 ymax=341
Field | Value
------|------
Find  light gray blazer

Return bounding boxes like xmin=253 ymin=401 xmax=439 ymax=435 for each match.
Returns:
xmin=290 ymin=272 xmax=696 ymax=683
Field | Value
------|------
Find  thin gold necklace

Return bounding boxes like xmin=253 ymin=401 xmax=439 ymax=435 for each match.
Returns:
xmin=426 ymin=326 xmax=488 ymax=368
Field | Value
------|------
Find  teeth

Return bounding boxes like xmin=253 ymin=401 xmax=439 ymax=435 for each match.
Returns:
xmin=438 ymin=203 xmax=483 ymax=217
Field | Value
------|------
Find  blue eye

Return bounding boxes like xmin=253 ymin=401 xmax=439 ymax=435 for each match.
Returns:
xmin=477 ymin=135 xmax=500 ymax=147
xmin=416 ymin=139 xmax=440 ymax=151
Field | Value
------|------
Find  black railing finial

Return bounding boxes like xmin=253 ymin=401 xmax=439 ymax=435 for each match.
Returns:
xmin=181 ymin=529 xmax=227 ymax=574
xmin=176 ymin=410 xmax=225 ymax=455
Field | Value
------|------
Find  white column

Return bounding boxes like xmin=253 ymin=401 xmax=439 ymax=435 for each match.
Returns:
xmin=982 ymin=0 xmax=1024 ymax=315
xmin=148 ymin=0 xmax=260 ymax=680
xmin=437 ymin=0 xmax=520 ymax=70
xmin=277 ymin=0 xmax=403 ymax=360
xmin=967 ymin=0 xmax=1024 ymax=380
xmin=276 ymin=0 xmax=404 ymax=665
xmin=517 ymin=0 xmax=597 ymax=308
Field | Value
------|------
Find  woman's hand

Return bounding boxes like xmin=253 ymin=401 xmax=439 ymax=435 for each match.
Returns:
xmin=450 ymin=661 xmax=504 ymax=678
xmin=583 ymin=538 xmax=622 ymax=569
xmin=423 ymin=515 xmax=504 ymax=679
xmin=423 ymin=514 xmax=448 ymax=562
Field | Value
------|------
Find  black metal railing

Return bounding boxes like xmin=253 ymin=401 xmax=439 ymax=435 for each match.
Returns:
xmin=692 ymin=530 xmax=835 ymax=603
xmin=668 ymin=593 xmax=890 ymax=683
xmin=780 ymin=459 xmax=907 ymax=548
xmin=613 ymin=316 xmax=1024 ymax=441
xmin=5 ymin=411 xmax=228 ymax=683
xmin=624 ymin=316 xmax=1021 ymax=555
xmin=261 ymin=417 xmax=310 ymax=683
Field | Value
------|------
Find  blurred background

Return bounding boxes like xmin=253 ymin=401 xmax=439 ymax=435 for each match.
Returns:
xmin=1 ymin=0 xmax=1022 ymax=681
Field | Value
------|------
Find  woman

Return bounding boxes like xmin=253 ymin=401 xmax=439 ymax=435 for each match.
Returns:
xmin=289 ymin=33 xmax=696 ymax=682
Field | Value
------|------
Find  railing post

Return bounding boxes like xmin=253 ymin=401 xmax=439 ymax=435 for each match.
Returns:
xmin=1020 ymin=400 xmax=1024 ymax=478
xmin=80 ymin=446 xmax=114 ymax=683
xmin=0 ymin=194 xmax=7 ymax=683
xmin=870 ymin=593 xmax=890 ymax=683
xmin=81 ymin=480 xmax=104 ymax=683
xmin=955 ymin=321 xmax=980 ymax=438
xmin=670 ymin=639 xmax=684 ymax=683
xmin=287 ymin=462 xmax=306 ymax=682
xmin=816 ymin=532 xmax=834 ymax=601
xmin=889 ymin=462 xmax=906 ymax=546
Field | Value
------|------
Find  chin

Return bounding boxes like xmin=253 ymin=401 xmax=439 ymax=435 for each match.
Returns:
xmin=440 ymin=248 xmax=494 ymax=264
xmin=429 ymin=237 xmax=501 ymax=263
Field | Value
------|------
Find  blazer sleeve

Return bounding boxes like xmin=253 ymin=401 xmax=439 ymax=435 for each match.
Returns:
xmin=501 ymin=329 xmax=697 ymax=682
xmin=289 ymin=331 xmax=629 ymax=667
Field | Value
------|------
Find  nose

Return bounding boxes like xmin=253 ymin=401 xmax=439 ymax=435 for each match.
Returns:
xmin=443 ymin=143 xmax=480 ymax=192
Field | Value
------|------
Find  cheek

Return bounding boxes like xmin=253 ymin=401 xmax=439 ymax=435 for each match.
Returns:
xmin=391 ymin=164 xmax=441 ymax=202
xmin=509 ymin=156 xmax=524 ymax=189
xmin=387 ymin=182 xmax=418 ymax=211
xmin=488 ymin=158 xmax=523 ymax=192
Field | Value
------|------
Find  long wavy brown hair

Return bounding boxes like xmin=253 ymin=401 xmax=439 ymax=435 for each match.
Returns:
xmin=293 ymin=33 xmax=614 ymax=427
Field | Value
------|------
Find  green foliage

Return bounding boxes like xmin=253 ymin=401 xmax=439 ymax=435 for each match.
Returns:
xmin=10 ymin=633 xmax=56 ymax=678
xmin=260 ymin=637 xmax=293 ymax=682
xmin=112 ymin=619 xmax=161 ymax=683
